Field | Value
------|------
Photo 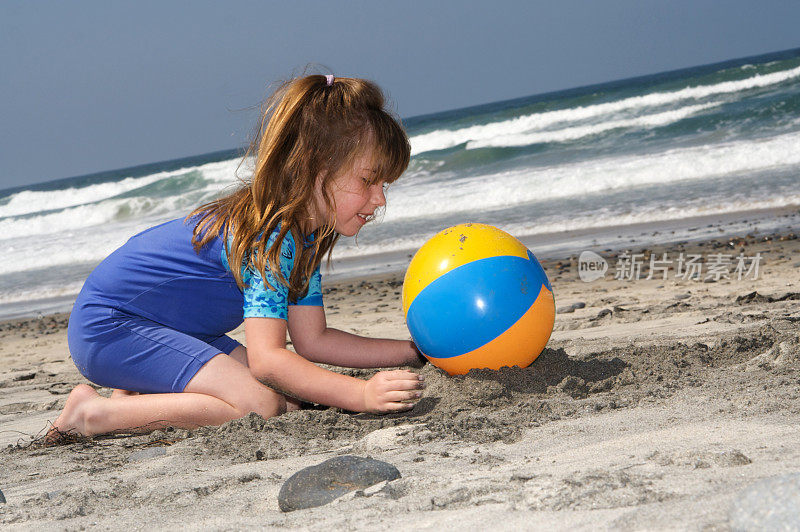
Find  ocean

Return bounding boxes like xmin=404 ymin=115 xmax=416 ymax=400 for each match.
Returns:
xmin=2 ymin=48 xmax=800 ymax=320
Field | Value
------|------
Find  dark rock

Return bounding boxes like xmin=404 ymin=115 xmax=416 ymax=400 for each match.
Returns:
xmin=278 ymin=455 xmax=401 ymax=512
xmin=736 ymin=291 xmax=772 ymax=304
xmin=729 ymin=473 xmax=800 ymax=531
xmin=558 ymin=302 xmax=587 ymax=314
xmin=675 ymin=293 xmax=691 ymax=300
xmin=0 ymin=487 xmax=5 ymax=503
xmin=595 ymin=309 xmax=612 ymax=319
xmin=128 ymin=447 xmax=166 ymax=462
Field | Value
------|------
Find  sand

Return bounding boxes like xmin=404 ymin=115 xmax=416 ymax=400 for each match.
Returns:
xmin=1 ymin=222 xmax=799 ymax=530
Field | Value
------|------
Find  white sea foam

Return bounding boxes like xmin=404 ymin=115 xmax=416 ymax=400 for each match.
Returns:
xmin=466 ymin=103 xmax=719 ymax=149
xmin=0 ymin=281 xmax=86 ymax=306
xmin=1 ymin=173 xmax=172 ymax=219
xmin=195 ymin=157 xmax=246 ymax=183
xmin=387 ymin=130 xmax=800 ymax=222
xmin=0 ymin=157 xmax=241 ymax=219
xmin=0 ymin=171 xmax=240 ymax=241
xmin=0 ymin=196 xmax=190 ymax=240
xmin=409 ymin=64 xmax=800 ymax=155
xmin=0 ymin=216 xmax=162 ymax=276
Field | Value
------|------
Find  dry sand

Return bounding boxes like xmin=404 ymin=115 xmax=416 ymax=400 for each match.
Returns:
xmin=1 ymin=223 xmax=799 ymax=530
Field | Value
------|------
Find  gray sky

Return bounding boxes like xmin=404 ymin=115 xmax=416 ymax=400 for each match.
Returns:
xmin=2 ymin=0 xmax=799 ymax=190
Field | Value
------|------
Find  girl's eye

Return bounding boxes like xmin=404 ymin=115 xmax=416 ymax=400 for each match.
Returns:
xmin=360 ymin=177 xmax=387 ymax=192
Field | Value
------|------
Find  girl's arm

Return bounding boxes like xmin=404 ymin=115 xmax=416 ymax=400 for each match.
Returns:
xmin=245 ymin=317 xmax=423 ymax=413
xmin=287 ymin=305 xmax=424 ymax=368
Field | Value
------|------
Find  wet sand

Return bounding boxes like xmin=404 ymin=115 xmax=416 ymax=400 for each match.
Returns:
xmin=1 ymin=222 xmax=799 ymax=530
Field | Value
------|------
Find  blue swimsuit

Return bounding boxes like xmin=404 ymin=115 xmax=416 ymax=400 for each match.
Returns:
xmin=67 ymin=217 xmax=322 ymax=393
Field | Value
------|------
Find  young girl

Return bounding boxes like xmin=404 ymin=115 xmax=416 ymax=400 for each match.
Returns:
xmin=50 ymin=74 xmax=425 ymax=440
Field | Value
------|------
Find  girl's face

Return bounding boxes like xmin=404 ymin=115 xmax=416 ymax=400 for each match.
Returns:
xmin=312 ymin=151 xmax=387 ymax=236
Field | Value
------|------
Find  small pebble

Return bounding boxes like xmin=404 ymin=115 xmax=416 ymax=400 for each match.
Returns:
xmin=0 ymin=487 xmax=5 ymax=503
xmin=675 ymin=293 xmax=691 ymax=300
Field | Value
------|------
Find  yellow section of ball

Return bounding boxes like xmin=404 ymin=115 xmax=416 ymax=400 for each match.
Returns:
xmin=402 ymin=223 xmax=529 ymax=317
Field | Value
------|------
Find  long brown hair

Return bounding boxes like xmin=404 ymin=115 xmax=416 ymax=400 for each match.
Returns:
xmin=188 ymin=75 xmax=410 ymax=301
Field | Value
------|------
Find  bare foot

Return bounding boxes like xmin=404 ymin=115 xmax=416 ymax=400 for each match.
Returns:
xmin=111 ymin=389 xmax=139 ymax=398
xmin=48 ymin=384 xmax=103 ymax=441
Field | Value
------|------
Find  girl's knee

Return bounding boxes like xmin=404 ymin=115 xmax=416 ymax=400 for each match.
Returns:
xmin=232 ymin=387 xmax=286 ymax=419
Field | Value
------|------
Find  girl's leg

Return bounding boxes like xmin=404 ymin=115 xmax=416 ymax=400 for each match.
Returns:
xmin=106 ymin=342 xmax=257 ymax=400
xmin=51 ymin=353 xmax=285 ymax=437
xmin=228 ymin=345 xmax=303 ymax=412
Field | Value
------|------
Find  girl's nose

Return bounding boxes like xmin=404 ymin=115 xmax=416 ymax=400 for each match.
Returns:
xmin=372 ymin=184 xmax=386 ymax=207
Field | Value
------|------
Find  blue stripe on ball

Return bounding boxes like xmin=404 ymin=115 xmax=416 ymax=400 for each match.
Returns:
xmin=406 ymin=253 xmax=546 ymax=359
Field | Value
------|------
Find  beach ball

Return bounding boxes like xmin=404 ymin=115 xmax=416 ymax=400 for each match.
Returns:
xmin=402 ymin=223 xmax=555 ymax=375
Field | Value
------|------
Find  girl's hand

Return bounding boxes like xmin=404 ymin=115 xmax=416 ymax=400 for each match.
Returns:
xmin=362 ymin=370 xmax=425 ymax=413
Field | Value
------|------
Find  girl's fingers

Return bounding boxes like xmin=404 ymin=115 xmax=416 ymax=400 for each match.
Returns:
xmin=388 ymin=379 xmax=426 ymax=391
xmin=384 ymin=390 xmax=421 ymax=403
xmin=380 ymin=374 xmax=425 ymax=391
xmin=383 ymin=370 xmax=424 ymax=382
xmin=383 ymin=401 xmax=416 ymax=412
xmin=374 ymin=376 xmax=424 ymax=394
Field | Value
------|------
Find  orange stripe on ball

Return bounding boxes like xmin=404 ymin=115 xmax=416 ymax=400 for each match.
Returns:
xmin=426 ymin=285 xmax=555 ymax=375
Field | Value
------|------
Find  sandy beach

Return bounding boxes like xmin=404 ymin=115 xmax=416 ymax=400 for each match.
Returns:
xmin=1 ymin=217 xmax=799 ymax=530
